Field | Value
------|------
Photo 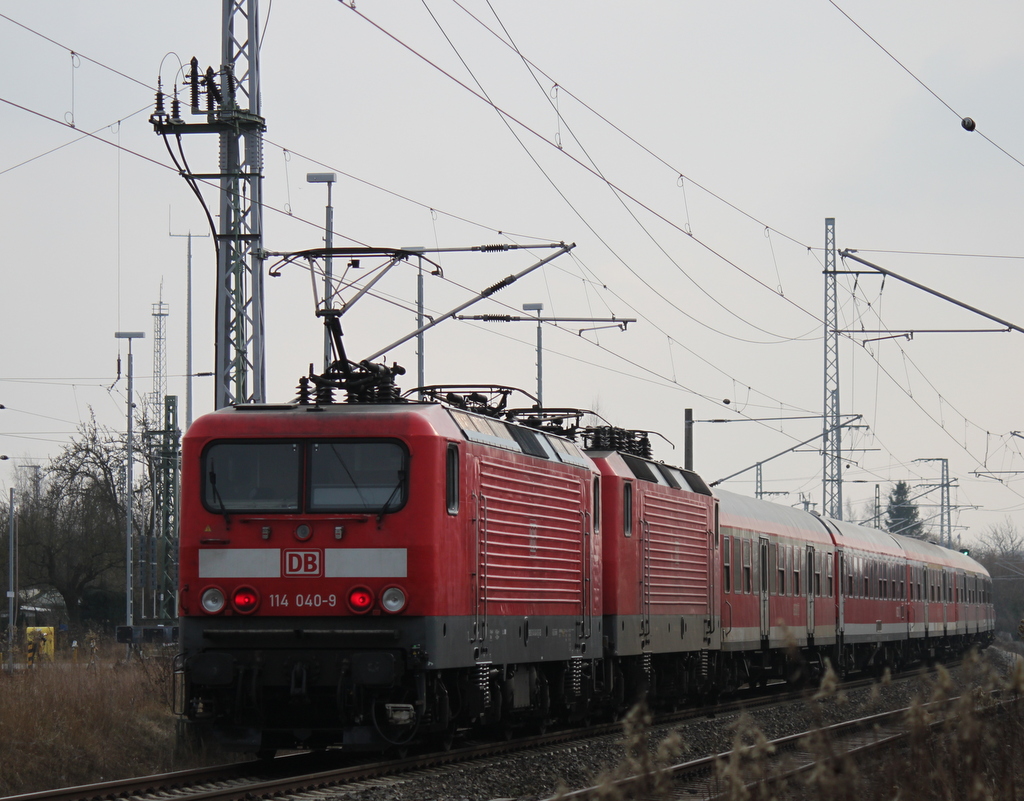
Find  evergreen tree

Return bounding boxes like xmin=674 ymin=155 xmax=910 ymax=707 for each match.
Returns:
xmin=885 ymin=480 xmax=925 ymax=539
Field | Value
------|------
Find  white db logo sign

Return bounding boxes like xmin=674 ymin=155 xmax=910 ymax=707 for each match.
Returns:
xmin=284 ymin=550 xmax=322 ymax=577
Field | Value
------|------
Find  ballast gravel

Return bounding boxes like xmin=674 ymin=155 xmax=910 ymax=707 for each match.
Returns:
xmin=298 ymin=647 xmax=1019 ymax=801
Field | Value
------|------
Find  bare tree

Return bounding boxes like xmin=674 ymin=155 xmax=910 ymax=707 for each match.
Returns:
xmin=16 ymin=414 xmax=128 ymax=630
xmin=971 ymin=518 xmax=1024 ymax=636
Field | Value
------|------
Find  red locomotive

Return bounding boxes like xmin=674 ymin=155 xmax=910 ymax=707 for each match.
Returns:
xmin=175 ymin=341 xmax=994 ymax=756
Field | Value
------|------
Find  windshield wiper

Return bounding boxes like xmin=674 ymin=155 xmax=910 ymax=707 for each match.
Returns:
xmin=208 ymin=461 xmax=232 ymax=530
xmin=377 ymin=472 xmax=405 ymax=526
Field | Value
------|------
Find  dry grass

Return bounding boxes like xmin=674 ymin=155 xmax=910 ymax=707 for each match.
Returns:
xmin=0 ymin=643 xmax=203 ymax=796
xmin=575 ymin=648 xmax=1024 ymax=801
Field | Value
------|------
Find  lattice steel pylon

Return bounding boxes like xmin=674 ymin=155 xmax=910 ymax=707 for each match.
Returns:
xmin=149 ymin=288 xmax=168 ymax=421
xmin=151 ymin=0 xmax=266 ymax=408
xmin=823 ymin=217 xmax=843 ymax=519
xmin=155 ymin=396 xmax=180 ymax=622
xmin=215 ymin=0 xmax=266 ymax=407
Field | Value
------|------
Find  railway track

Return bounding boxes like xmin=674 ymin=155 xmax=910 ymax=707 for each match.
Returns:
xmin=557 ymin=690 xmax=1011 ymax=801
xmin=0 ymin=662 xmax=973 ymax=801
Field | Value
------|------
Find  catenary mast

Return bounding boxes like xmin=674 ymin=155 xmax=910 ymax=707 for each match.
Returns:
xmin=152 ymin=0 xmax=266 ymax=408
xmin=823 ymin=217 xmax=843 ymax=519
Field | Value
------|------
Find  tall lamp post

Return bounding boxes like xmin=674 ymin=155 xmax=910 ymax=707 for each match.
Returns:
xmin=307 ymin=172 xmax=337 ymax=372
xmin=115 ymin=331 xmax=145 ymax=638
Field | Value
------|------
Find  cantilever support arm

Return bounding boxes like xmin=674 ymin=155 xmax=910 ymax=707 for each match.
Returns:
xmin=840 ymin=250 xmax=1024 ymax=335
xmin=362 ymin=243 xmax=576 ymax=363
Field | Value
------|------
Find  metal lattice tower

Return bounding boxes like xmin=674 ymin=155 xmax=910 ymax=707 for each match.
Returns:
xmin=216 ymin=0 xmax=266 ymax=407
xmin=215 ymin=0 xmax=266 ymax=407
xmin=155 ymin=396 xmax=180 ymax=621
xmin=142 ymin=396 xmax=180 ymax=623
xmin=823 ymin=217 xmax=843 ymax=519
xmin=149 ymin=288 xmax=168 ymax=421
xmin=151 ymin=0 xmax=266 ymax=409
xmin=916 ymin=457 xmax=953 ymax=548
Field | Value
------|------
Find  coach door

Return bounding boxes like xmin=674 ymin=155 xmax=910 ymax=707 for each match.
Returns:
xmin=923 ymin=568 xmax=930 ymax=631
xmin=806 ymin=546 xmax=815 ymax=638
xmin=941 ymin=570 xmax=949 ymax=632
xmin=837 ymin=550 xmax=846 ymax=639
xmin=759 ymin=537 xmax=770 ymax=640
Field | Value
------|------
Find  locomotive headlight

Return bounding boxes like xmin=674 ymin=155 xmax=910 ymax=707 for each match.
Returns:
xmin=294 ymin=523 xmax=312 ymax=541
xmin=380 ymin=586 xmax=408 ymax=614
xmin=347 ymin=586 xmax=374 ymax=614
xmin=200 ymin=586 xmax=226 ymax=614
xmin=231 ymin=586 xmax=260 ymax=614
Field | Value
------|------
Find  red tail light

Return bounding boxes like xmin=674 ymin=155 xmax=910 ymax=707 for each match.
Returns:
xmin=347 ymin=586 xmax=374 ymax=614
xmin=232 ymin=586 xmax=260 ymax=614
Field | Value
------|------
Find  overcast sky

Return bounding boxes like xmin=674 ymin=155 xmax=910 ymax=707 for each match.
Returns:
xmin=2 ymin=1 xmax=1023 ymax=545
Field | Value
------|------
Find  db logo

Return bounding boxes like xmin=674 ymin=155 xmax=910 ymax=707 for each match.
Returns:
xmin=284 ymin=550 xmax=322 ymax=577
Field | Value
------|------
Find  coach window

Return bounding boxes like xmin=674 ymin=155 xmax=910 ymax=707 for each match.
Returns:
xmin=813 ymin=551 xmax=821 ymax=597
xmin=826 ymin=555 xmax=834 ymax=597
xmin=742 ymin=539 xmax=752 ymax=594
xmin=723 ymin=536 xmax=732 ymax=593
xmin=623 ymin=482 xmax=633 ymax=537
xmin=446 ymin=443 xmax=460 ymax=514
xmin=792 ymin=550 xmax=800 ymax=596
xmin=309 ymin=441 xmax=407 ymax=513
xmin=769 ymin=543 xmax=778 ymax=594
xmin=204 ymin=441 xmax=300 ymax=512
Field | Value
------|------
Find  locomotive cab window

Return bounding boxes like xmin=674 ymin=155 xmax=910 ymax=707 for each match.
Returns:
xmin=623 ymin=481 xmax=634 ymax=537
xmin=204 ymin=441 xmax=300 ymax=512
xmin=446 ymin=443 xmax=460 ymax=514
xmin=309 ymin=440 xmax=408 ymax=513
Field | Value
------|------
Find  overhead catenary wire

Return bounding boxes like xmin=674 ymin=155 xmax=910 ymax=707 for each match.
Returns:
xmin=339 ymin=2 xmax=827 ymax=332
xmin=472 ymin=0 xmax=802 ymax=342
xmin=828 ymin=0 xmax=1024 ymax=171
